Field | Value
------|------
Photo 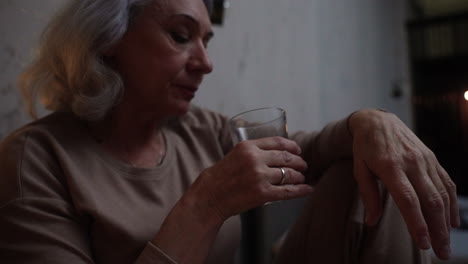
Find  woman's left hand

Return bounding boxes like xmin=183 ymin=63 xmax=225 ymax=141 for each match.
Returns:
xmin=348 ymin=109 xmax=460 ymax=260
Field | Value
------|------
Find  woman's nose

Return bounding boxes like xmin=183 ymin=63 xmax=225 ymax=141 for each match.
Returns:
xmin=188 ymin=43 xmax=213 ymax=75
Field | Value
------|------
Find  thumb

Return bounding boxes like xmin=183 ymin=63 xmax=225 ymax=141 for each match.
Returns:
xmin=353 ymin=158 xmax=382 ymax=226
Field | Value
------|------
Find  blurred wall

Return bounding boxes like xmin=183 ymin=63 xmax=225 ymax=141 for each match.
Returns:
xmin=0 ymin=0 xmax=411 ymax=138
xmin=196 ymin=0 xmax=412 ymax=132
xmin=0 ymin=0 xmax=62 ymax=139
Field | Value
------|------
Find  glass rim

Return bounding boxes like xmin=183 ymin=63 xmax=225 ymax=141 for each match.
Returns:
xmin=229 ymin=107 xmax=286 ymax=129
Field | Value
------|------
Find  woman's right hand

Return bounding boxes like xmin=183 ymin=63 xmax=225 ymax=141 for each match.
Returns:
xmin=152 ymin=137 xmax=313 ymax=263
xmin=198 ymin=136 xmax=314 ymax=221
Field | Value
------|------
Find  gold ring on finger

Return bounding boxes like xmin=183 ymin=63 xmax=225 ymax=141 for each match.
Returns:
xmin=279 ymin=167 xmax=287 ymax=185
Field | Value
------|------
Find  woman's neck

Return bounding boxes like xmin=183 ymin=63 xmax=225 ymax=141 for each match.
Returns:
xmin=90 ymin=106 xmax=168 ymax=168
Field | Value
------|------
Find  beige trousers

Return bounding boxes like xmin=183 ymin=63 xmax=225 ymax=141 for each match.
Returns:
xmin=274 ymin=160 xmax=431 ymax=264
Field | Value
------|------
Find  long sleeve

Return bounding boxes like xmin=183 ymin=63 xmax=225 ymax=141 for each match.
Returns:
xmin=290 ymin=116 xmax=353 ymax=185
xmin=0 ymin=110 xmax=241 ymax=264
xmin=0 ymin=128 xmax=189 ymax=264
xmin=0 ymin=130 xmax=95 ymax=263
xmin=0 ymin=199 xmax=95 ymax=263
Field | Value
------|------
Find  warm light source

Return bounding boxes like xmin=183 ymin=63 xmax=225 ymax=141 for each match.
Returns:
xmin=465 ymin=91 xmax=468 ymax=101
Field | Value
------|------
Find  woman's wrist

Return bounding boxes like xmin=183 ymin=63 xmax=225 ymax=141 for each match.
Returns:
xmin=347 ymin=108 xmax=390 ymax=139
xmin=182 ymin=176 xmax=227 ymax=225
xmin=151 ymin=178 xmax=225 ymax=264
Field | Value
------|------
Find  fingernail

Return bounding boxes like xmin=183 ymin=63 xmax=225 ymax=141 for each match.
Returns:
xmin=294 ymin=146 xmax=302 ymax=155
xmin=439 ymin=245 xmax=451 ymax=260
xmin=419 ymin=236 xmax=431 ymax=249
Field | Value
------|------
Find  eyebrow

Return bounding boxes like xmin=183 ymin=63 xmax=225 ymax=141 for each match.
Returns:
xmin=170 ymin=13 xmax=214 ymax=39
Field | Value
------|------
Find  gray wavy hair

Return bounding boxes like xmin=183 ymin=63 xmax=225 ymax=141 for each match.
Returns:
xmin=19 ymin=0 xmax=213 ymax=121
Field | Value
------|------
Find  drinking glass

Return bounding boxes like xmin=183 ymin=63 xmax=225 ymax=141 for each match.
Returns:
xmin=229 ymin=107 xmax=288 ymax=264
xmin=229 ymin=107 xmax=288 ymax=143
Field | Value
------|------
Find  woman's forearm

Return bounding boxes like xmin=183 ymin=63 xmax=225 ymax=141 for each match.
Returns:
xmin=150 ymin=178 xmax=225 ymax=264
xmin=292 ymin=116 xmax=353 ymax=184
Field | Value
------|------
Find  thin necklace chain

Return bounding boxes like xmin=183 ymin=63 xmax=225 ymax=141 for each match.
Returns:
xmin=122 ymin=132 xmax=166 ymax=168
xmin=89 ymin=121 xmax=167 ymax=168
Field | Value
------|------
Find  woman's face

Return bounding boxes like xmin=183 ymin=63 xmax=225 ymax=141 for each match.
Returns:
xmin=111 ymin=0 xmax=214 ymax=117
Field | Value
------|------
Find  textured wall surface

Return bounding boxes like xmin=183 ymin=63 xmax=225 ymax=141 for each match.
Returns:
xmin=0 ymin=0 xmax=411 ymax=139
xmin=0 ymin=0 xmax=62 ymax=139
xmin=195 ymin=0 xmax=411 ymax=132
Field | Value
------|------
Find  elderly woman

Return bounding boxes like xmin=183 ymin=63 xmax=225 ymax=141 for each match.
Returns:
xmin=0 ymin=0 xmax=460 ymax=263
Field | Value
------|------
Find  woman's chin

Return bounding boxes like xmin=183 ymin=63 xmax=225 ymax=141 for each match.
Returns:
xmin=169 ymin=101 xmax=192 ymax=116
xmin=148 ymin=98 xmax=193 ymax=119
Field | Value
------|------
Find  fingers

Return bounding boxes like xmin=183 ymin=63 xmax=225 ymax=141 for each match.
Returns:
xmin=253 ymin=136 xmax=302 ymax=155
xmin=386 ymin=166 xmax=453 ymax=259
xmin=268 ymin=184 xmax=314 ymax=201
xmin=353 ymin=158 xmax=382 ymax=226
xmin=383 ymin=170 xmax=431 ymax=250
xmin=426 ymin=163 xmax=451 ymax=259
xmin=405 ymin=152 xmax=455 ymax=260
xmin=409 ymin=166 xmax=451 ymax=259
xmin=269 ymin=167 xmax=307 ymax=185
xmin=425 ymin=161 xmax=451 ymax=239
xmin=262 ymin=149 xmax=308 ymax=171
xmin=226 ymin=138 xmax=311 ymax=205
xmin=355 ymin=157 xmax=452 ymax=259
xmin=260 ymin=142 xmax=308 ymax=185
xmin=349 ymin=109 xmax=459 ymax=260
xmin=436 ymin=164 xmax=460 ymax=228
xmin=243 ymin=136 xmax=308 ymax=183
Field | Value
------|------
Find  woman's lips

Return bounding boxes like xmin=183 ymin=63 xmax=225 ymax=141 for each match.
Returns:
xmin=174 ymin=84 xmax=198 ymax=99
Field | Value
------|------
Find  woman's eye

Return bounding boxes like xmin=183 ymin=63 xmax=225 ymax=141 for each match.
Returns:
xmin=170 ymin=32 xmax=190 ymax=44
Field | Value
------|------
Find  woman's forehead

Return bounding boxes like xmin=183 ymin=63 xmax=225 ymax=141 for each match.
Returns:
xmin=145 ymin=0 xmax=212 ymax=28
